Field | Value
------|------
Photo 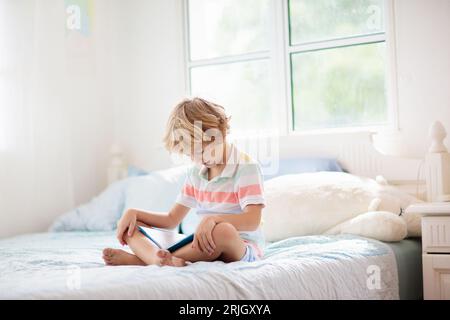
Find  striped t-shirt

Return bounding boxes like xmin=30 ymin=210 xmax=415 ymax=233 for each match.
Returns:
xmin=176 ymin=144 xmax=266 ymax=252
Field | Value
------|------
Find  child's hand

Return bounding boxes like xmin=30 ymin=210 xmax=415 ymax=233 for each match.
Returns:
xmin=193 ymin=216 xmax=217 ymax=255
xmin=116 ymin=209 xmax=138 ymax=246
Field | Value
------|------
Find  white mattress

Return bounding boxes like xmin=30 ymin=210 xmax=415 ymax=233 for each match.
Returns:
xmin=0 ymin=231 xmax=399 ymax=299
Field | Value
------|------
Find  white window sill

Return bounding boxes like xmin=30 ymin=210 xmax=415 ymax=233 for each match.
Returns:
xmin=287 ymin=125 xmax=392 ymax=137
xmin=229 ymin=124 xmax=399 ymax=141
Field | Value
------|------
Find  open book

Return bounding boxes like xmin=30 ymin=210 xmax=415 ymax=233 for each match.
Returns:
xmin=137 ymin=226 xmax=194 ymax=253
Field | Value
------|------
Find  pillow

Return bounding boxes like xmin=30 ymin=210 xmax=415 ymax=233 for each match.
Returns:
xmin=124 ymin=165 xmax=199 ymax=233
xmin=50 ymin=165 xmax=189 ymax=232
xmin=261 ymin=171 xmax=421 ymax=242
xmin=263 ymin=157 xmax=343 ymax=180
xmin=127 ymin=165 xmax=149 ymax=177
xmin=49 ymin=179 xmax=129 ymax=232
xmin=371 ymin=175 xmax=424 ymax=237
xmin=180 ymin=208 xmax=201 ymax=234
xmin=123 ymin=166 xmax=186 ymax=213
xmin=325 ymin=211 xmax=408 ymax=242
xmin=181 ymin=158 xmax=344 ymax=234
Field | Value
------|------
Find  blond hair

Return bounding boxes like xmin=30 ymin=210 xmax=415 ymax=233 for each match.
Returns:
xmin=163 ymin=97 xmax=230 ymax=153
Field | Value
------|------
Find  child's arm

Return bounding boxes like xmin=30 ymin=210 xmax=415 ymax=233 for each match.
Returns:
xmin=117 ymin=204 xmax=190 ymax=245
xmin=134 ymin=204 xmax=190 ymax=229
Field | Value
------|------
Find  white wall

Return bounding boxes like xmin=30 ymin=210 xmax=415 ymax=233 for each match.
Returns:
xmin=0 ymin=0 xmax=185 ymax=238
xmin=0 ymin=0 xmax=115 ymax=238
xmin=111 ymin=0 xmax=186 ymax=171
xmin=393 ymin=0 xmax=450 ymax=157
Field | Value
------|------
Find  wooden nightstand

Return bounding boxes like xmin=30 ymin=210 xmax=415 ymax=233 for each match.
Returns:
xmin=406 ymin=202 xmax=450 ymax=300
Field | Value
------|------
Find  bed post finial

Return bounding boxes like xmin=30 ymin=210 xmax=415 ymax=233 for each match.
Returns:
xmin=425 ymin=121 xmax=450 ymax=202
xmin=429 ymin=121 xmax=448 ymax=153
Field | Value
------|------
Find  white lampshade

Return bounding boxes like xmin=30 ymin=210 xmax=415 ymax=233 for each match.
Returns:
xmin=372 ymin=129 xmax=415 ymax=158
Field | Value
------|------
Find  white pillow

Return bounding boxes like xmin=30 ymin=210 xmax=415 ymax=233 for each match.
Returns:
xmin=261 ymin=172 xmax=420 ymax=242
xmin=125 ymin=165 xmax=199 ymax=233
xmin=325 ymin=211 xmax=407 ymax=242
xmin=372 ymin=176 xmax=423 ymax=237
xmin=124 ymin=165 xmax=187 ymax=213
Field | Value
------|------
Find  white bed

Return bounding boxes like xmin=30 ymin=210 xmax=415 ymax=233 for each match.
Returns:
xmin=0 ymin=231 xmax=401 ymax=300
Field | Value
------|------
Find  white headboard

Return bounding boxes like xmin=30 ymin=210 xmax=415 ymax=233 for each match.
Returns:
xmin=337 ymin=134 xmax=426 ymax=200
xmin=274 ymin=131 xmax=426 ymax=200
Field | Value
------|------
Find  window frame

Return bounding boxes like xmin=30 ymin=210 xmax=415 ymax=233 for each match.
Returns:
xmin=182 ymin=0 xmax=399 ymax=136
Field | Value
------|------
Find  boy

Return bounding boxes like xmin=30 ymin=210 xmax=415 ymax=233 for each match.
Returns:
xmin=103 ymin=98 xmax=265 ymax=267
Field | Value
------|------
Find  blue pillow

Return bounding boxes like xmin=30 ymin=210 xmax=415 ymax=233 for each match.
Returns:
xmin=50 ymin=166 xmax=188 ymax=232
xmin=127 ymin=165 xmax=149 ymax=177
xmin=50 ymin=179 xmax=129 ymax=232
xmin=263 ymin=157 xmax=343 ymax=180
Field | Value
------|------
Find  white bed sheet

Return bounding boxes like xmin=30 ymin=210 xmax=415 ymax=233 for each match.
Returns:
xmin=0 ymin=232 xmax=399 ymax=299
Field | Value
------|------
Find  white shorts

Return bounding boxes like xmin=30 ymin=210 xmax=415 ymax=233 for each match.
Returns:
xmin=240 ymin=241 xmax=263 ymax=262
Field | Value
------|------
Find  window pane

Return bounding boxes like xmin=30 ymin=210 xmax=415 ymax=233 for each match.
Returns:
xmin=190 ymin=60 xmax=274 ymax=132
xmin=188 ymin=0 xmax=271 ymax=60
xmin=291 ymin=42 xmax=387 ymax=130
xmin=289 ymin=0 xmax=385 ymax=44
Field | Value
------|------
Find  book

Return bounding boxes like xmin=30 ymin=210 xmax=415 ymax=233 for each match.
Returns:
xmin=137 ymin=226 xmax=194 ymax=253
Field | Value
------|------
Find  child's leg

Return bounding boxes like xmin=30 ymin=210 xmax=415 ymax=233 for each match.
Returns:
xmin=172 ymin=222 xmax=247 ymax=263
xmin=124 ymin=228 xmax=186 ymax=266
xmin=103 ymin=248 xmax=145 ymax=266
xmin=103 ymin=228 xmax=185 ymax=267
xmin=103 ymin=222 xmax=246 ymax=266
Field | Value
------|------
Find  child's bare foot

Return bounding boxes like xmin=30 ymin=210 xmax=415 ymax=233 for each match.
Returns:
xmin=156 ymin=249 xmax=186 ymax=267
xmin=102 ymin=248 xmax=145 ymax=266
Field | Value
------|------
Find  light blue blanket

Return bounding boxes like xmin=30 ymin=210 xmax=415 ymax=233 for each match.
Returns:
xmin=0 ymin=232 xmax=399 ymax=299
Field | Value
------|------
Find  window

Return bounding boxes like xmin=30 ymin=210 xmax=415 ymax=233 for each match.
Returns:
xmin=289 ymin=0 xmax=387 ymax=130
xmin=186 ymin=0 xmax=275 ymax=134
xmin=185 ymin=0 xmax=391 ymax=133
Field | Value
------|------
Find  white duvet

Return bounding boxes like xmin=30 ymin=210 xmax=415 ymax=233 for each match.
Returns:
xmin=0 ymin=231 xmax=399 ymax=300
